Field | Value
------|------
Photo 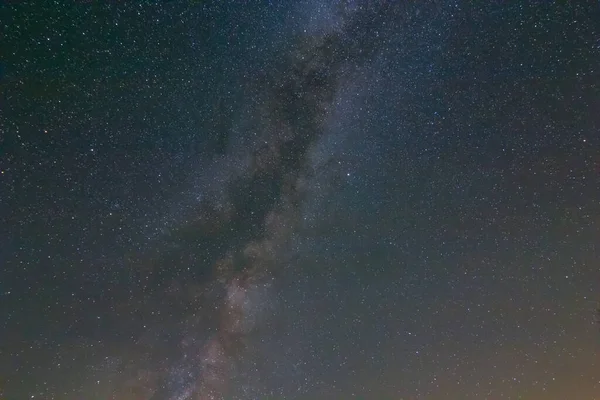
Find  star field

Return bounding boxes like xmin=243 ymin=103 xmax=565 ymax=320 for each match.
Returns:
xmin=1 ymin=2 xmax=599 ymax=399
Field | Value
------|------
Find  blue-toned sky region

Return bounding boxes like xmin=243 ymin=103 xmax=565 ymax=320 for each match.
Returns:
xmin=1 ymin=2 xmax=599 ymax=399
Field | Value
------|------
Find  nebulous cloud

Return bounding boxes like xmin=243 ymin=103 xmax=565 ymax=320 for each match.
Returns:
xmin=118 ymin=3 xmax=399 ymax=399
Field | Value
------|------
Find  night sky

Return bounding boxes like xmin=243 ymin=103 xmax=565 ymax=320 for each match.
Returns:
xmin=1 ymin=1 xmax=600 ymax=399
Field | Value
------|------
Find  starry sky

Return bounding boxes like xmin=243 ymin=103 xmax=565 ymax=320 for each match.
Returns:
xmin=1 ymin=1 xmax=600 ymax=399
